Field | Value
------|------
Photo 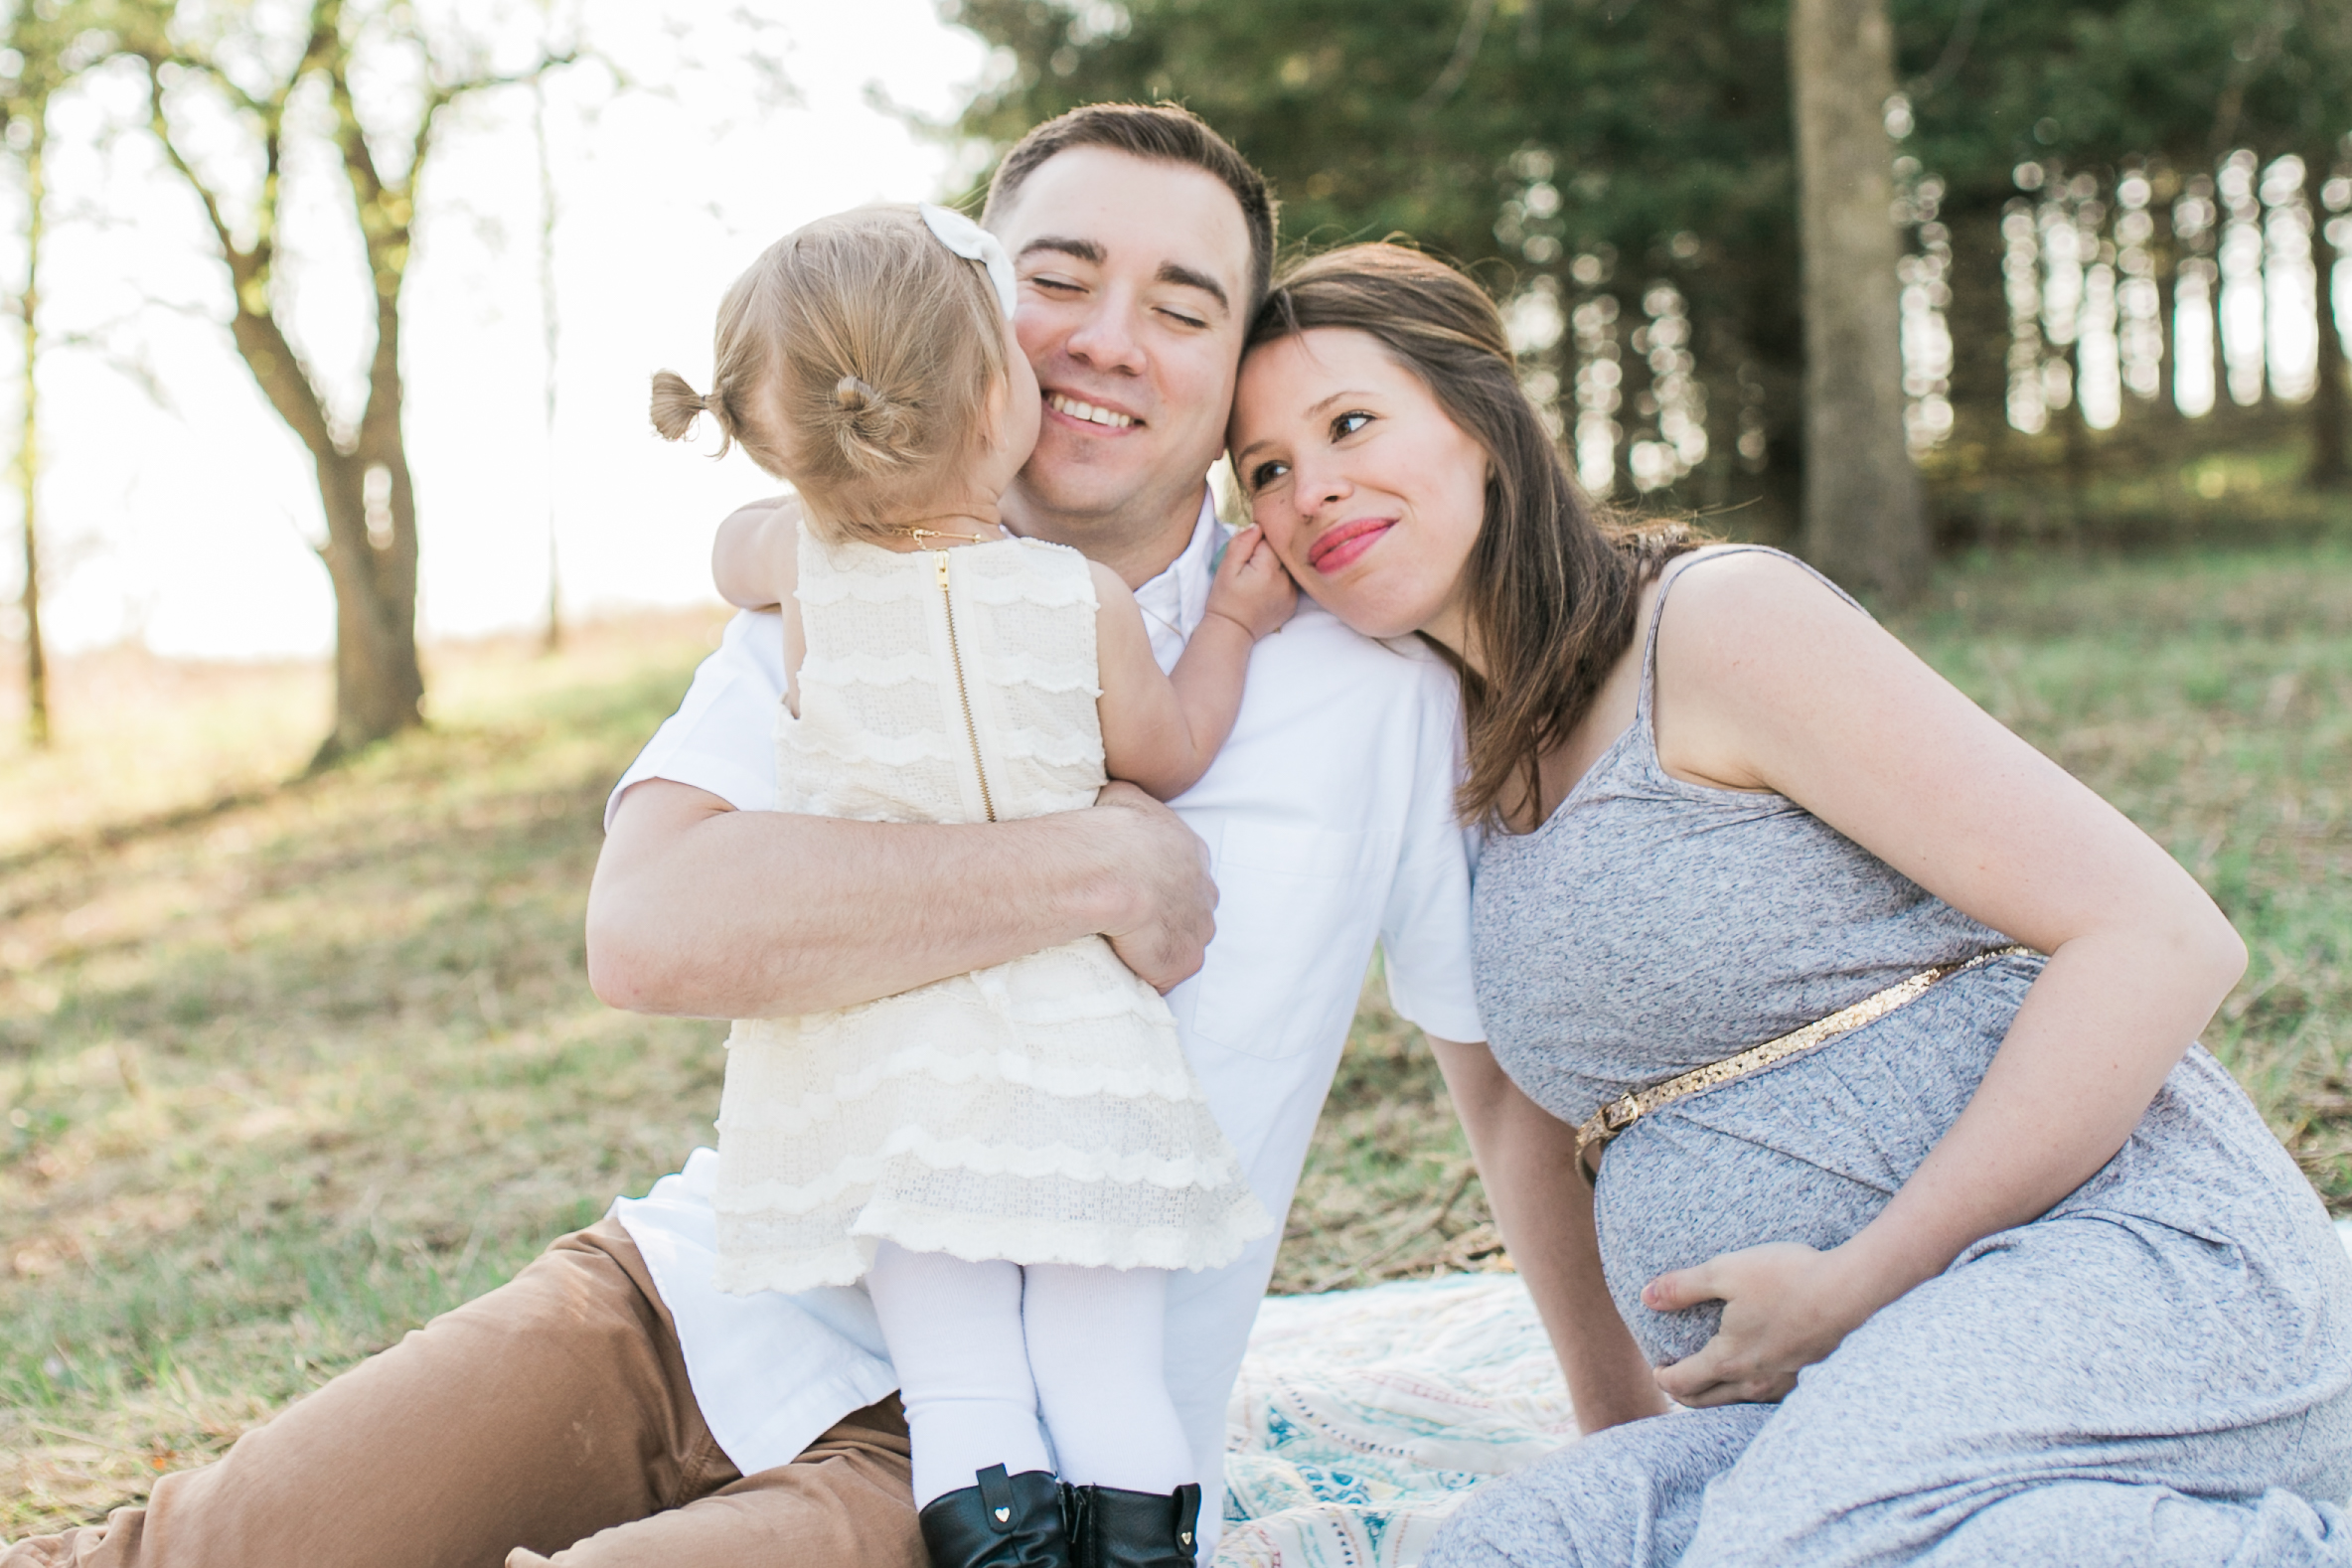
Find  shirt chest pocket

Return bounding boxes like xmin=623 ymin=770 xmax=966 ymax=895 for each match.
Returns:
xmin=1189 ymin=822 xmax=1389 ymax=1060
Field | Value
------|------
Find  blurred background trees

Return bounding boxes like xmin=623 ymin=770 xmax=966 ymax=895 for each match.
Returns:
xmin=1791 ymin=0 xmax=1925 ymax=598
xmin=1 ymin=1 xmax=63 ymax=747
xmin=3 ymin=0 xmax=2348 ymax=748
xmin=66 ymin=0 xmax=576 ymax=764
xmin=950 ymin=0 xmax=2352 ymax=584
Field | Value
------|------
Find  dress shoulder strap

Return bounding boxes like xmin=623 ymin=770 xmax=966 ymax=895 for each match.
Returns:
xmin=1631 ymin=545 xmax=1869 ymax=736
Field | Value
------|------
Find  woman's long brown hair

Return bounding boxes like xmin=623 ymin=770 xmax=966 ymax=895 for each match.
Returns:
xmin=1247 ymin=243 xmax=1699 ymax=828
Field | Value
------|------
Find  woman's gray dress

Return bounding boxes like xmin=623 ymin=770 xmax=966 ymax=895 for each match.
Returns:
xmin=1430 ymin=549 xmax=2352 ymax=1567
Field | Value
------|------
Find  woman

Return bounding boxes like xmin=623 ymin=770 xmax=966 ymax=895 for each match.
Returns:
xmin=1226 ymin=243 xmax=2352 ymax=1565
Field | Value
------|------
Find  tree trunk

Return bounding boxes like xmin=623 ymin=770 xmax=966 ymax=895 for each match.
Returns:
xmin=222 ymin=296 xmax=422 ymax=769
xmin=312 ymin=450 xmax=423 ymax=767
xmin=2149 ymin=187 xmax=2181 ymax=428
xmin=535 ymin=83 xmax=562 ymax=655
xmin=15 ymin=99 xmax=48 ymax=748
xmin=312 ymin=289 xmax=424 ymax=767
xmin=2062 ymin=397 xmax=2093 ymax=530
xmin=1789 ymin=0 xmax=1927 ymax=601
xmin=2311 ymin=201 xmax=2349 ymax=489
xmin=124 ymin=8 xmax=573 ymax=768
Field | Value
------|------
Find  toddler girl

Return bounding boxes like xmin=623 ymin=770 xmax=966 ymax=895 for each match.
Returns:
xmin=648 ymin=202 xmax=1290 ymax=1568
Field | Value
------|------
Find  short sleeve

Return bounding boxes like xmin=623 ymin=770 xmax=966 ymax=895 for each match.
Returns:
xmin=1376 ymin=654 xmax=1486 ymax=1043
xmin=604 ymin=609 xmax=788 ymax=830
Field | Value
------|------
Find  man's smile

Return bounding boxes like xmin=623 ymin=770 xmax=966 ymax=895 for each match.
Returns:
xmin=1044 ymin=391 xmax=1142 ymax=430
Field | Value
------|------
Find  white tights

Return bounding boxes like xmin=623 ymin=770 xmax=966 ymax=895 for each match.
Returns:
xmin=865 ymin=1242 xmax=1195 ymax=1508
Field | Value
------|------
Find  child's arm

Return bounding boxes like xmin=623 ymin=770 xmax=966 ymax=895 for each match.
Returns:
xmin=709 ymin=494 xmax=808 ymax=713
xmin=712 ymin=494 xmax=801 ymax=610
xmin=1093 ymin=526 xmax=1297 ymax=801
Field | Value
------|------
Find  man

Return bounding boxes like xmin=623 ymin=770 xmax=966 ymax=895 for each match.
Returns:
xmin=3 ymin=104 xmax=1547 ymax=1568
xmin=583 ymin=101 xmax=1490 ymax=1559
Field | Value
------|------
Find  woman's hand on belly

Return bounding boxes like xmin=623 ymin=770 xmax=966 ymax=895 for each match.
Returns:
xmin=1643 ymin=1241 xmax=1887 ymax=1406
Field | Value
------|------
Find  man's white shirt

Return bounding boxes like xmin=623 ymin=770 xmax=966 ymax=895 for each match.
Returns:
xmin=603 ymin=494 xmax=1482 ymax=1543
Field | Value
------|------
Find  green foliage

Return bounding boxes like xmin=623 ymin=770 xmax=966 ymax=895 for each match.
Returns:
xmin=1906 ymin=0 xmax=2352 ymax=200
xmin=955 ymin=0 xmax=1793 ymax=272
xmin=953 ymin=0 xmax=1811 ymax=487
xmin=954 ymin=0 xmax=2352 ymax=277
xmin=946 ymin=0 xmax=2352 ymax=513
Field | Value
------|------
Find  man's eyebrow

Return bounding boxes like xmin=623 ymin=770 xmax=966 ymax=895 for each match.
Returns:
xmin=1017 ymin=235 xmax=1106 ymax=265
xmin=1155 ymin=261 xmax=1229 ymax=312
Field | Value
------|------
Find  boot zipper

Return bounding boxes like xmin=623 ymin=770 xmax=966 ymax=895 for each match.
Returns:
xmin=934 ymin=549 xmax=997 ymax=823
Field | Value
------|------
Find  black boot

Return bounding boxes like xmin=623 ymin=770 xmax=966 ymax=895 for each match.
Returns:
xmin=919 ymin=1465 xmax=1074 ymax=1568
xmin=1065 ymin=1482 xmax=1203 ymax=1568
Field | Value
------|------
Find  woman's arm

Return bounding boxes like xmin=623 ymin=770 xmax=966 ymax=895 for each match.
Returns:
xmin=1430 ymin=1036 xmax=1668 ymax=1432
xmin=1093 ymin=527 xmax=1296 ymax=800
xmin=1638 ymin=551 xmax=2246 ymax=1405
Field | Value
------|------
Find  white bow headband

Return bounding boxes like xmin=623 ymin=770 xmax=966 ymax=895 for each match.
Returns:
xmin=920 ymin=202 xmax=1019 ymax=319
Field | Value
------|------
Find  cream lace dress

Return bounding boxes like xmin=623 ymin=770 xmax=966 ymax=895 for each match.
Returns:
xmin=709 ymin=525 xmax=1273 ymax=1294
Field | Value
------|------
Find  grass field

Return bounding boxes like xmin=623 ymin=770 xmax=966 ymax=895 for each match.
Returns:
xmin=2 ymin=538 xmax=2348 ymax=1537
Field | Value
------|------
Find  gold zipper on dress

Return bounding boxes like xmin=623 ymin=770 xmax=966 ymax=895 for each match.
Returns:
xmin=933 ymin=549 xmax=998 ymax=823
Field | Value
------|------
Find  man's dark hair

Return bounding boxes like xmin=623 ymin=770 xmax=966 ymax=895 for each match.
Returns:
xmin=981 ymin=101 xmax=1278 ymax=311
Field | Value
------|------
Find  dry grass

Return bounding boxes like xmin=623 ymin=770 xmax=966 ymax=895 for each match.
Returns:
xmin=0 ymin=613 xmax=731 ymax=1535
xmin=0 ymin=539 xmax=2347 ymax=1538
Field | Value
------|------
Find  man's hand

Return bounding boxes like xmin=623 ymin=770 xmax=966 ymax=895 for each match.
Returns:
xmin=1089 ymin=782 xmax=1218 ymax=992
xmin=1645 ymin=1241 xmax=1887 ymax=1407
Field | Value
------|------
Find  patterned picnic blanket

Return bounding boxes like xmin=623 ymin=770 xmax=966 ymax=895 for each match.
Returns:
xmin=1217 ymin=1271 xmax=1567 ymax=1568
xmin=1214 ymin=1222 xmax=2352 ymax=1568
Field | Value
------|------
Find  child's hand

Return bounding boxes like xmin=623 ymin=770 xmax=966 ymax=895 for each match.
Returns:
xmin=1203 ymin=526 xmax=1297 ymax=641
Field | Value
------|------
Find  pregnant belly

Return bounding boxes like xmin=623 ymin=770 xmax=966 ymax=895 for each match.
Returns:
xmin=1588 ymin=971 xmax=2022 ymax=1366
xmin=1594 ymin=1108 xmax=1901 ymax=1365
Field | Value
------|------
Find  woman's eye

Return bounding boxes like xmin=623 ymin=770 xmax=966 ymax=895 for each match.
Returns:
xmin=1248 ymin=459 xmax=1290 ymax=491
xmin=1028 ymin=276 xmax=1081 ymax=295
xmin=1333 ymin=411 xmax=1374 ymax=438
xmin=1161 ymin=309 xmax=1207 ymax=330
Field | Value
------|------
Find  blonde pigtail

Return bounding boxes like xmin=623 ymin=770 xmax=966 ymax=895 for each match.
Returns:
xmin=829 ymin=375 xmax=923 ymax=477
xmin=649 ymin=370 xmax=738 ymax=458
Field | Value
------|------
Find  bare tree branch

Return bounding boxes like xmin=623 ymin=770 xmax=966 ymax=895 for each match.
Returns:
xmin=1417 ymin=0 xmax=1497 ymax=116
xmin=1908 ymin=0 xmax=1986 ymax=100
xmin=54 ymin=327 xmax=182 ymax=416
xmin=138 ymin=57 xmax=340 ymax=466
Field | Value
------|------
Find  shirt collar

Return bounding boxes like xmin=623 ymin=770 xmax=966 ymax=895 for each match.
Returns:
xmin=1132 ymin=488 xmax=1226 ymax=673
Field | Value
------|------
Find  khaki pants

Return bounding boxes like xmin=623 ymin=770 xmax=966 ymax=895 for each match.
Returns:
xmin=1 ymin=1217 xmax=921 ymax=1568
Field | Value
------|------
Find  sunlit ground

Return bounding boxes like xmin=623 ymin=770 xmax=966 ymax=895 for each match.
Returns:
xmin=1 ymin=533 xmax=2349 ymax=1535
xmin=0 ymin=611 xmax=732 ymax=1532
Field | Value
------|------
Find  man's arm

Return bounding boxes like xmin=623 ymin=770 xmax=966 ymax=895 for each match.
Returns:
xmin=1429 ymin=1037 xmax=1668 ymax=1434
xmin=586 ymin=779 xmax=1218 ymax=1019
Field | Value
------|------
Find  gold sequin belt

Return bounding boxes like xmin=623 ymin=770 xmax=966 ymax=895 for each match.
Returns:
xmin=1574 ymin=945 xmax=2035 ymax=1184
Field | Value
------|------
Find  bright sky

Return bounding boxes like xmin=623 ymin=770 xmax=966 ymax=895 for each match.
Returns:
xmin=5 ymin=0 xmax=995 ymax=660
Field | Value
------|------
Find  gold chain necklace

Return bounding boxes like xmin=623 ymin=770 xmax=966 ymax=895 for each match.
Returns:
xmin=895 ymin=526 xmax=995 ymax=547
